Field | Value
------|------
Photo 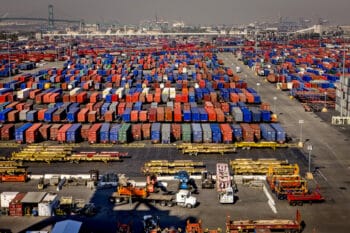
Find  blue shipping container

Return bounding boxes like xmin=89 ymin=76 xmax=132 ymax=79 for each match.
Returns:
xmin=109 ymin=124 xmax=122 ymax=143
xmin=66 ymin=123 xmax=82 ymax=143
xmin=15 ymin=123 xmax=33 ymax=143
xmin=100 ymin=123 xmax=111 ymax=143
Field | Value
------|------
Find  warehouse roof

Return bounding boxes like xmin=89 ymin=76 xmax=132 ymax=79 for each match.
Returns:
xmin=21 ymin=192 xmax=47 ymax=203
xmin=51 ymin=220 xmax=82 ymax=233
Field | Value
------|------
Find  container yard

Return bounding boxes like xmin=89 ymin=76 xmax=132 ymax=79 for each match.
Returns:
xmin=0 ymin=33 xmax=349 ymax=233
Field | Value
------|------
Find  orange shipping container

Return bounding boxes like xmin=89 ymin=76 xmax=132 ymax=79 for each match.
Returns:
xmin=57 ymin=124 xmax=72 ymax=143
xmin=37 ymin=109 xmax=47 ymax=121
xmin=50 ymin=124 xmax=62 ymax=141
xmin=131 ymin=110 xmax=139 ymax=122
xmin=25 ymin=123 xmax=42 ymax=144
xmin=88 ymin=111 xmax=97 ymax=123
xmin=77 ymin=108 xmax=89 ymax=122
xmin=139 ymin=111 xmax=148 ymax=122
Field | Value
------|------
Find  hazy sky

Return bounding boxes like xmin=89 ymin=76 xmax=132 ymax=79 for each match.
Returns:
xmin=1 ymin=0 xmax=350 ymax=25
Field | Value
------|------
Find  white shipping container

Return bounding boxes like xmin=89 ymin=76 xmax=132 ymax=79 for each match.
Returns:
xmin=169 ymin=88 xmax=176 ymax=99
xmin=115 ymin=88 xmax=124 ymax=99
xmin=142 ymin=87 xmax=149 ymax=95
xmin=17 ymin=88 xmax=31 ymax=99
xmin=0 ymin=192 xmax=19 ymax=208
xmin=19 ymin=109 xmax=29 ymax=121
xmin=162 ymin=88 xmax=170 ymax=95
xmin=69 ymin=87 xmax=81 ymax=96
xmin=102 ymin=87 xmax=112 ymax=98
xmin=38 ymin=193 xmax=58 ymax=216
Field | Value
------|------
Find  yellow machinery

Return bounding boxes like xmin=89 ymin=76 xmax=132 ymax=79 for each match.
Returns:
xmin=230 ymin=158 xmax=289 ymax=175
xmin=142 ymin=160 xmax=206 ymax=175
xmin=267 ymin=163 xmax=300 ymax=176
xmin=178 ymin=142 xmax=298 ymax=155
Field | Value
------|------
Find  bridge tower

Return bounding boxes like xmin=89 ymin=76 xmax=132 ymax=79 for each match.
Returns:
xmin=48 ymin=4 xmax=54 ymax=29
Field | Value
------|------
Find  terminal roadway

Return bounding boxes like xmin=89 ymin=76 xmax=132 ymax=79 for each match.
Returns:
xmin=219 ymin=52 xmax=350 ymax=232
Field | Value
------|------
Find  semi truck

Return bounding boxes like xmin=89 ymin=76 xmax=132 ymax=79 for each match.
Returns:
xmin=109 ymin=185 xmax=197 ymax=208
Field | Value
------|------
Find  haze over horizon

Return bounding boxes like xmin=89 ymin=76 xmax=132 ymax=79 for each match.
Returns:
xmin=2 ymin=0 xmax=350 ymax=26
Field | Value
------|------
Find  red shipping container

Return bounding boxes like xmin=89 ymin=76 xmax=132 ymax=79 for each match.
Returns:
xmin=139 ymin=111 xmax=148 ymax=122
xmin=39 ymin=124 xmax=51 ymax=140
xmin=62 ymin=94 xmax=70 ymax=103
xmin=141 ymin=123 xmax=151 ymax=139
xmin=104 ymin=110 xmax=115 ymax=122
xmin=175 ymin=94 xmax=182 ymax=103
xmin=207 ymin=108 xmax=216 ymax=122
xmin=131 ymin=110 xmax=139 ymax=122
xmin=86 ymin=103 xmax=95 ymax=111
xmin=16 ymin=103 xmax=25 ymax=111
xmin=70 ymin=94 xmax=77 ymax=102
xmin=23 ymin=103 xmax=33 ymax=111
xmin=139 ymin=93 xmax=146 ymax=103
xmin=240 ymin=123 xmax=255 ymax=142
xmin=77 ymin=92 xmax=87 ymax=103
xmin=88 ymin=123 xmax=101 ymax=143
xmin=93 ymin=101 xmax=104 ymax=117
xmin=0 ymin=124 xmax=15 ymax=140
xmin=29 ymin=89 xmax=41 ymax=99
xmin=220 ymin=124 xmax=233 ymax=143
xmin=25 ymin=123 xmax=42 ymax=144
xmin=90 ymin=92 xmax=101 ymax=103
xmin=37 ymin=109 xmax=47 ymax=121
xmin=171 ymin=124 xmax=181 ymax=140
xmin=132 ymin=124 xmax=142 ymax=141
xmin=49 ymin=93 xmax=60 ymax=103
xmin=165 ymin=107 xmax=173 ymax=122
xmin=77 ymin=108 xmax=89 ymax=122
xmin=174 ymin=109 xmax=182 ymax=122
xmin=57 ymin=124 xmax=72 ymax=143
xmin=146 ymin=94 xmax=153 ymax=103
xmin=215 ymin=108 xmax=225 ymax=122
xmin=50 ymin=124 xmax=62 ymax=140
xmin=117 ymin=102 xmax=126 ymax=116
xmin=230 ymin=93 xmax=239 ymax=103
xmin=81 ymin=124 xmax=91 ymax=140
xmin=8 ymin=110 xmax=19 ymax=122
xmin=88 ymin=111 xmax=97 ymax=123
xmin=154 ymin=93 xmax=161 ymax=103
xmin=43 ymin=93 xmax=52 ymax=103
xmin=156 ymin=107 xmax=164 ymax=122
xmin=148 ymin=108 xmax=157 ymax=122
xmin=35 ymin=93 xmax=45 ymax=104
xmin=9 ymin=193 xmax=26 ymax=216
xmin=249 ymin=124 xmax=261 ymax=141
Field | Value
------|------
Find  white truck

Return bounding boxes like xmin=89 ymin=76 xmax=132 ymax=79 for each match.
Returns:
xmin=219 ymin=186 xmax=237 ymax=204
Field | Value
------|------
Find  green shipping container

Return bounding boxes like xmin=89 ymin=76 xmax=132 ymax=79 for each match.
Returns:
xmin=118 ymin=123 xmax=131 ymax=143
xmin=181 ymin=124 xmax=192 ymax=143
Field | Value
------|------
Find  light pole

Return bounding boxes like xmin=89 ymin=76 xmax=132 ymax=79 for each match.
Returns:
xmin=307 ymin=143 xmax=313 ymax=174
xmin=256 ymin=82 xmax=261 ymax=94
xmin=273 ymin=96 xmax=277 ymax=113
xmin=322 ymin=92 xmax=327 ymax=112
xmin=298 ymin=119 xmax=304 ymax=147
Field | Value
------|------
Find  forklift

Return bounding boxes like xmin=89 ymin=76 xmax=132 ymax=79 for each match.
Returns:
xmin=201 ymin=171 xmax=215 ymax=189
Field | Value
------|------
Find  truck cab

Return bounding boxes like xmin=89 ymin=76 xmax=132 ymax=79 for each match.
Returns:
xmin=175 ymin=189 xmax=197 ymax=208
xmin=219 ymin=187 xmax=235 ymax=204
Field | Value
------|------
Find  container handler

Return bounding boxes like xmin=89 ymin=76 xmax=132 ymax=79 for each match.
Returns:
xmin=109 ymin=183 xmax=197 ymax=208
xmin=201 ymin=171 xmax=215 ymax=189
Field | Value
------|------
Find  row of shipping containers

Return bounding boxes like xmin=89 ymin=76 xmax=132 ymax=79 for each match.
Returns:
xmin=0 ymin=122 xmax=286 ymax=144
xmin=0 ymin=101 xmax=272 ymax=124
xmin=0 ymin=191 xmax=58 ymax=217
